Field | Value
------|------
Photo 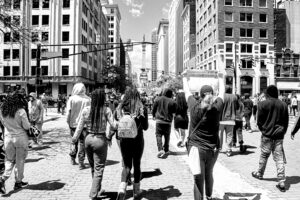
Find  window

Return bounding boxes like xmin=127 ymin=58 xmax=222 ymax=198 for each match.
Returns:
xmin=4 ymin=49 xmax=11 ymax=60
xmin=32 ymin=0 xmax=39 ymax=9
xmin=62 ymin=66 xmax=69 ymax=75
xmin=32 ymin=15 xmax=39 ymax=25
xmin=4 ymin=32 xmax=11 ymax=42
xmin=42 ymin=15 xmax=49 ymax=25
xmin=241 ymin=60 xmax=253 ymax=68
xmin=225 ymin=0 xmax=232 ymax=6
xmin=240 ymin=28 xmax=253 ymax=37
xmin=41 ymin=66 xmax=48 ymax=75
xmin=42 ymin=32 xmax=49 ymax=42
xmin=241 ymin=44 xmax=253 ymax=53
xmin=225 ymin=28 xmax=233 ymax=37
xmin=63 ymin=0 xmax=70 ymax=8
xmin=225 ymin=12 xmax=233 ymax=22
xmin=12 ymin=66 xmax=19 ymax=76
xmin=31 ymin=49 xmax=37 ymax=59
xmin=259 ymin=0 xmax=267 ymax=7
xmin=12 ymin=16 xmax=20 ymax=26
xmin=62 ymin=15 xmax=70 ymax=25
xmin=240 ymin=0 xmax=252 ymax=7
xmin=13 ymin=32 xmax=20 ymax=42
xmin=42 ymin=0 xmax=49 ymax=8
xmin=240 ymin=13 xmax=252 ymax=22
xmin=226 ymin=59 xmax=233 ymax=68
xmin=4 ymin=66 xmax=10 ymax=76
xmin=32 ymin=32 xmax=39 ymax=42
xmin=226 ymin=43 xmax=233 ymax=52
xmin=260 ymin=60 xmax=266 ymax=69
xmin=12 ymin=49 xmax=19 ymax=59
xmin=31 ymin=66 xmax=36 ymax=75
xmin=62 ymin=48 xmax=69 ymax=58
xmin=3 ymin=16 xmax=11 ymax=27
xmin=260 ymin=44 xmax=267 ymax=54
xmin=260 ymin=29 xmax=267 ymax=38
xmin=260 ymin=14 xmax=267 ymax=23
xmin=62 ymin=31 xmax=69 ymax=42
xmin=13 ymin=0 xmax=21 ymax=9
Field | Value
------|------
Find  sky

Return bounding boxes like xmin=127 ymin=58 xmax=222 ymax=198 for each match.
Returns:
xmin=111 ymin=0 xmax=172 ymax=75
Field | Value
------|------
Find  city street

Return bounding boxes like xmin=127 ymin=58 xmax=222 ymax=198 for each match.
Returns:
xmin=0 ymin=111 xmax=299 ymax=200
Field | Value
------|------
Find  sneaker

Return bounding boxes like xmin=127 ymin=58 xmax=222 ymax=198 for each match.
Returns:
xmin=251 ymin=171 xmax=263 ymax=180
xmin=14 ymin=181 xmax=28 ymax=190
xmin=157 ymin=150 xmax=165 ymax=158
xmin=276 ymin=183 xmax=286 ymax=192
xmin=97 ymin=189 xmax=106 ymax=197
xmin=240 ymin=145 xmax=247 ymax=153
xmin=0 ymin=178 xmax=6 ymax=194
xmin=71 ymin=158 xmax=77 ymax=165
xmin=177 ymin=141 xmax=182 ymax=147
xmin=226 ymin=150 xmax=232 ymax=157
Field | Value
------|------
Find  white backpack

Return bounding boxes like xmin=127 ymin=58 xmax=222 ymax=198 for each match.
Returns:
xmin=118 ymin=114 xmax=138 ymax=138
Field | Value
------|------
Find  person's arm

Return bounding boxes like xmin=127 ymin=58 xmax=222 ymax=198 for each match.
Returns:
xmin=106 ymin=107 xmax=118 ymax=140
xmin=71 ymin=108 xmax=87 ymax=143
xmin=140 ymin=107 xmax=149 ymax=131
xmin=183 ymin=78 xmax=192 ymax=102
xmin=66 ymin=98 xmax=72 ymax=126
xmin=38 ymin=100 xmax=44 ymax=123
xmin=256 ymin=102 xmax=265 ymax=131
xmin=152 ymin=99 xmax=158 ymax=118
xmin=20 ymin=109 xmax=31 ymax=130
xmin=291 ymin=112 xmax=300 ymax=140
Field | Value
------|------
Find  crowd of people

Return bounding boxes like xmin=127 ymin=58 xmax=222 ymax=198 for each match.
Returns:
xmin=0 ymin=82 xmax=299 ymax=200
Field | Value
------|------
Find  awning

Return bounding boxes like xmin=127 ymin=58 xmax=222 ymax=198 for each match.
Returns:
xmin=277 ymin=82 xmax=300 ymax=90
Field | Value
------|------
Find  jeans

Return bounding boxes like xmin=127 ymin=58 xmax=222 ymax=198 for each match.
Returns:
xmin=120 ymin=137 xmax=144 ymax=183
xmin=257 ymin=136 xmax=286 ymax=182
xmin=219 ymin=124 xmax=234 ymax=152
xmin=233 ymin=121 xmax=243 ymax=145
xmin=70 ymin=127 xmax=85 ymax=164
xmin=244 ymin=112 xmax=252 ymax=130
xmin=155 ymin=123 xmax=171 ymax=152
xmin=194 ymin=148 xmax=219 ymax=200
xmin=2 ymin=134 xmax=28 ymax=182
xmin=85 ymin=134 xmax=108 ymax=199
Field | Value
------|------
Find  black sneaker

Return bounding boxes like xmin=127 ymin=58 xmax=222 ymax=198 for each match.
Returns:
xmin=0 ymin=178 xmax=6 ymax=194
xmin=14 ymin=181 xmax=28 ymax=190
xmin=276 ymin=183 xmax=286 ymax=192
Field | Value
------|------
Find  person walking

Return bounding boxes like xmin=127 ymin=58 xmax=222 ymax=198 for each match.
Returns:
xmin=152 ymin=88 xmax=177 ymax=158
xmin=219 ymin=86 xmax=238 ymax=157
xmin=232 ymin=94 xmax=246 ymax=153
xmin=71 ymin=89 xmax=117 ymax=200
xmin=28 ymin=92 xmax=44 ymax=145
xmin=116 ymin=88 xmax=149 ymax=200
xmin=0 ymin=94 xmax=31 ymax=194
xmin=66 ymin=83 xmax=91 ymax=169
xmin=252 ymin=85 xmax=289 ymax=192
xmin=252 ymin=94 xmax=258 ymax=121
xmin=183 ymin=79 xmax=224 ymax=200
xmin=41 ymin=93 xmax=48 ymax=116
xmin=174 ymin=91 xmax=189 ymax=148
xmin=291 ymin=95 xmax=298 ymax=116
xmin=243 ymin=93 xmax=253 ymax=131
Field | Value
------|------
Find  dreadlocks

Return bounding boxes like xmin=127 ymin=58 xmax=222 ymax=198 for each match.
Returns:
xmin=1 ymin=93 xmax=25 ymax=118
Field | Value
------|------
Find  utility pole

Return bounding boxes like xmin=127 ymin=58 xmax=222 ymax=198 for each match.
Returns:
xmin=36 ymin=43 xmax=41 ymax=95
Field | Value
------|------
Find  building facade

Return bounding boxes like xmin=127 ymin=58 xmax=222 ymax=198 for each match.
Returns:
xmin=102 ymin=4 xmax=121 ymax=67
xmin=0 ymin=0 xmax=109 ymax=97
xmin=157 ymin=19 xmax=169 ymax=79
xmin=181 ymin=0 xmax=196 ymax=71
xmin=168 ymin=0 xmax=184 ymax=77
xmin=151 ymin=28 xmax=158 ymax=81
xmin=195 ymin=0 xmax=275 ymax=96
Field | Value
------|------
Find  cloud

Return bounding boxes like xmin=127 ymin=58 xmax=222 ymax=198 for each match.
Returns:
xmin=162 ymin=1 xmax=172 ymax=19
xmin=122 ymin=0 xmax=144 ymax=18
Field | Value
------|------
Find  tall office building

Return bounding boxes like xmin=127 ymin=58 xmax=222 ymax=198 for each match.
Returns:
xmin=102 ymin=4 xmax=121 ymax=67
xmin=157 ymin=19 xmax=169 ymax=79
xmin=195 ymin=0 xmax=275 ymax=95
xmin=168 ymin=0 xmax=184 ymax=76
xmin=0 ymin=0 xmax=108 ymax=97
xmin=151 ymin=28 xmax=158 ymax=81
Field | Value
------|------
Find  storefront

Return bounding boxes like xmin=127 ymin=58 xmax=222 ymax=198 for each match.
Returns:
xmin=240 ymin=76 xmax=253 ymax=96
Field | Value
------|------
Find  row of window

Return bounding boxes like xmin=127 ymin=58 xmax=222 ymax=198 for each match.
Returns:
xmin=225 ymin=12 xmax=268 ymax=23
xmin=3 ymin=0 xmax=21 ymax=9
xmin=197 ymin=0 xmax=216 ymax=16
xmin=225 ymin=28 xmax=268 ymax=38
xmin=31 ymin=0 xmax=69 ymax=9
xmin=32 ymin=15 xmax=70 ymax=26
xmin=2 ymin=65 xmax=69 ymax=76
xmin=3 ymin=48 xmax=70 ymax=60
xmin=3 ymin=16 xmax=20 ymax=27
xmin=224 ymin=0 xmax=267 ymax=7
xmin=225 ymin=43 xmax=268 ymax=54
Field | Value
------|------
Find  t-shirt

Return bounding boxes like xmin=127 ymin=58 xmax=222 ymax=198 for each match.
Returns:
xmin=187 ymin=96 xmax=223 ymax=150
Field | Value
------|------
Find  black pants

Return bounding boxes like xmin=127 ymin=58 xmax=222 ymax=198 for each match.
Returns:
xmin=155 ymin=123 xmax=171 ymax=152
xmin=120 ymin=137 xmax=144 ymax=183
xmin=244 ymin=112 xmax=252 ymax=130
xmin=253 ymin=105 xmax=257 ymax=120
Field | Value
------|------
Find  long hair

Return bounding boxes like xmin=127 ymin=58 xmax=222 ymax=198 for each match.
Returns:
xmin=1 ymin=93 xmax=25 ymax=118
xmin=121 ymin=87 xmax=143 ymax=115
xmin=176 ymin=92 xmax=188 ymax=114
xmin=90 ymin=88 xmax=106 ymax=131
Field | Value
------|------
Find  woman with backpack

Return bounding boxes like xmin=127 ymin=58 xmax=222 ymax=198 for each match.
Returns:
xmin=174 ymin=91 xmax=189 ymax=148
xmin=116 ymin=88 xmax=149 ymax=200
xmin=71 ymin=88 xmax=117 ymax=200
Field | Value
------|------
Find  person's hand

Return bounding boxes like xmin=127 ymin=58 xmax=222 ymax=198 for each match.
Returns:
xmin=291 ymin=134 xmax=295 ymax=140
xmin=153 ymin=117 xmax=156 ymax=121
xmin=71 ymin=137 xmax=77 ymax=144
xmin=107 ymin=139 xmax=112 ymax=147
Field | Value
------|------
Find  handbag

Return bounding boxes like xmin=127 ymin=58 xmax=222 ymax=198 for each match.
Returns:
xmin=27 ymin=125 xmax=41 ymax=142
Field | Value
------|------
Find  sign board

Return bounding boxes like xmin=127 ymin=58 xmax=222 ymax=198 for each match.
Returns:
xmin=41 ymin=52 xmax=62 ymax=59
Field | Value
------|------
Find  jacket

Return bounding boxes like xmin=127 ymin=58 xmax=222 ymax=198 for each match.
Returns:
xmin=152 ymin=89 xmax=177 ymax=124
xmin=221 ymin=93 xmax=237 ymax=122
xmin=257 ymin=85 xmax=289 ymax=140
xmin=66 ymin=83 xmax=91 ymax=128
xmin=243 ymin=98 xmax=253 ymax=115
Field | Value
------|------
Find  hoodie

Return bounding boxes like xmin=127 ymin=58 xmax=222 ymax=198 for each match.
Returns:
xmin=257 ymin=85 xmax=289 ymax=140
xmin=28 ymin=92 xmax=44 ymax=123
xmin=152 ymin=88 xmax=177 ymax=124
xmin=66 ymin=83 xmax=91 ymax=128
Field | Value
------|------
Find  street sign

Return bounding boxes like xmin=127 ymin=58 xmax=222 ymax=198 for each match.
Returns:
xmin=41 ymin=52 xmax=62 ymax=59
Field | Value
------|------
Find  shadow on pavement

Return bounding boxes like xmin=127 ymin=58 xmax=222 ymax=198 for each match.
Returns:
xmin=141 ymin=168 xmax=162 ymax=180
xmin=229 ymin=150 xmax=255 ymax=157
xmin=244 ymin=145 xmax=257 ymax=149
xmin=138 ymin=185 xmax=182 ymax=200
xmin=223 ymin=192 xmax=261 ymax=200
xmin=42 ymin=141 xmax=60 ymax=145
xmin=168 ymin=151 xmax=187 ymax=156
xmin=99 ymin=191 xmax=118 ymax=199
xmin=262 ymin=176 xmax=300 ymax=191
xmin=31 ymin=145 xmax=51 ymax=151
xmin=25 ymin=157 xmax=44 ymax=163
xmin=44 ymin=117 xmax=60 ymax=123
xmin=105 ymin=159 xmax=120 ymax=166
